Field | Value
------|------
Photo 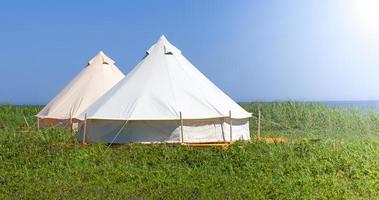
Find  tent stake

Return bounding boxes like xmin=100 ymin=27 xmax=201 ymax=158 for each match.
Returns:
xmin=82 ymin=113 xmax=87 ymax=145
xmin=229 ymin=110 xmax=233 ymax=144
xmin=180 ymin=112 xmax=184 ymax=144
xmin=23 ymin=115 xmax=30 ymax=129
xmin=257 ymin=110 xmax=261 ymax=140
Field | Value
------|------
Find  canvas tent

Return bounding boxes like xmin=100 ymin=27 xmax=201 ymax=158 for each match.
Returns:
xmin=36 ymin=51 xmax=125 ymax=128
xmin=77 ymin=36 xmax=251 ymax=144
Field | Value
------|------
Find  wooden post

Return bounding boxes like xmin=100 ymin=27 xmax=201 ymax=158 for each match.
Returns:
xmin=222 ymin=118 xmax=226 ymax=143
xmin=82 ymin=113 xmax=87 ymax=145
xmin=37 ymin=118 xmax=40 ymax=130
xmin=180 ymin=112 xmax=184 ymax=144
xmin=257 ymin=110 xmax=261 ymax=140
xmin=69 ymin=113 xmax=73 ymax=134
xmin=70 ymin=118 xmax=73 ymax=134
xmin=229 ymin=110 xmax=233 ymax=143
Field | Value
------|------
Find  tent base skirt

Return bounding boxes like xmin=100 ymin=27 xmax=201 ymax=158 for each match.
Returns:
xmin=36 ymin=117 xmax=78 ymax=129
xmin=77 ymin=118 xmax=250 ymax=144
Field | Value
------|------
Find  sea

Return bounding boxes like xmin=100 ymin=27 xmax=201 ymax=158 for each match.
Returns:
xmin=318 ymin=100 xmax=379 ymax=109
xmin=2 ymin=100 xmax=379 ymax=110
xmin=243 ymin=100 xmax=379 ymax=110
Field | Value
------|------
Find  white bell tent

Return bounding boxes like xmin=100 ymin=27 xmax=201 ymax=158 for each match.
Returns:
xmin=36 ymin=51 xmax=125 ymax=128
xmin=78 ymin=36 xmax=251 ymax=144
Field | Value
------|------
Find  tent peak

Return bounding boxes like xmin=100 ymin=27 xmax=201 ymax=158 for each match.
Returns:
xmin=146 ymin=35 xmax=181 ymax=55
xmin=88 ymin=51 xmax=115 ymax=65
xmin=159 ymin=35 xmax=168 ymax=41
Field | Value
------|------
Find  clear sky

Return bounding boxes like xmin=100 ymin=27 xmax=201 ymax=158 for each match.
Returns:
xmin=1 ymin=0 xmax=379 ymax=104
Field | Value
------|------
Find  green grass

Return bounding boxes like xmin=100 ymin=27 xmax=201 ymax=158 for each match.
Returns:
xmin=1 ymin=102 xmax=379 ymax=199
xmin=243 ymin=102 xmax=379 ymax=141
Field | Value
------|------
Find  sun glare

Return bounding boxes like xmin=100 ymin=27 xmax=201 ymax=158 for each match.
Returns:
xmin=351 ymin=0 xmax=379 ymax=35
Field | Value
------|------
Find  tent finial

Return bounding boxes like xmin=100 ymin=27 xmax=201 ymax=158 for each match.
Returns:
xmin=160 ymin=35 xmax=167 ymax=41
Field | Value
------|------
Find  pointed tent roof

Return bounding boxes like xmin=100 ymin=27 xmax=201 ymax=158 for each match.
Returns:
xmin=37 ymin=51 xmax=125 ymax=119
xmin=79 ymin=36 xmax=251 ymax=120
xmin=88 ymin=51 xmax=115 ymax=65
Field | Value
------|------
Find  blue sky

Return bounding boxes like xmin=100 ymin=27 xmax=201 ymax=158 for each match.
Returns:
xmin=1 ymin=0 xmax=379 ymax=104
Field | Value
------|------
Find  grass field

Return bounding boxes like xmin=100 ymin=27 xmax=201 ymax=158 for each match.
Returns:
xmin=1 ymin=102 xmax=379 ymax=199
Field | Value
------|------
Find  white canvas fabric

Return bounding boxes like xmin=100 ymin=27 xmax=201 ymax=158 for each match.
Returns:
xmin=78 ymin=118 xmax=250 ymax=144
xmin=78 ymin=36 xmax=251 ymax=143
xmin=36 ymin=51 xmax=125 ymax=127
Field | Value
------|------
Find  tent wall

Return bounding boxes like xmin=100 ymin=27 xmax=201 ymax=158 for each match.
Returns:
xmin=78 ymin=118 xmax=250 ymax=144
xmin=38 ymin=118 xmax=70 ymax=128
xmin=37 ymin=118 xmax=79 ymax=130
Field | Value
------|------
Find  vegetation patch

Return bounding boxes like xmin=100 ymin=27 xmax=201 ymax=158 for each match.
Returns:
xmin=1 ymin=102 xmax=379 ymax=199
